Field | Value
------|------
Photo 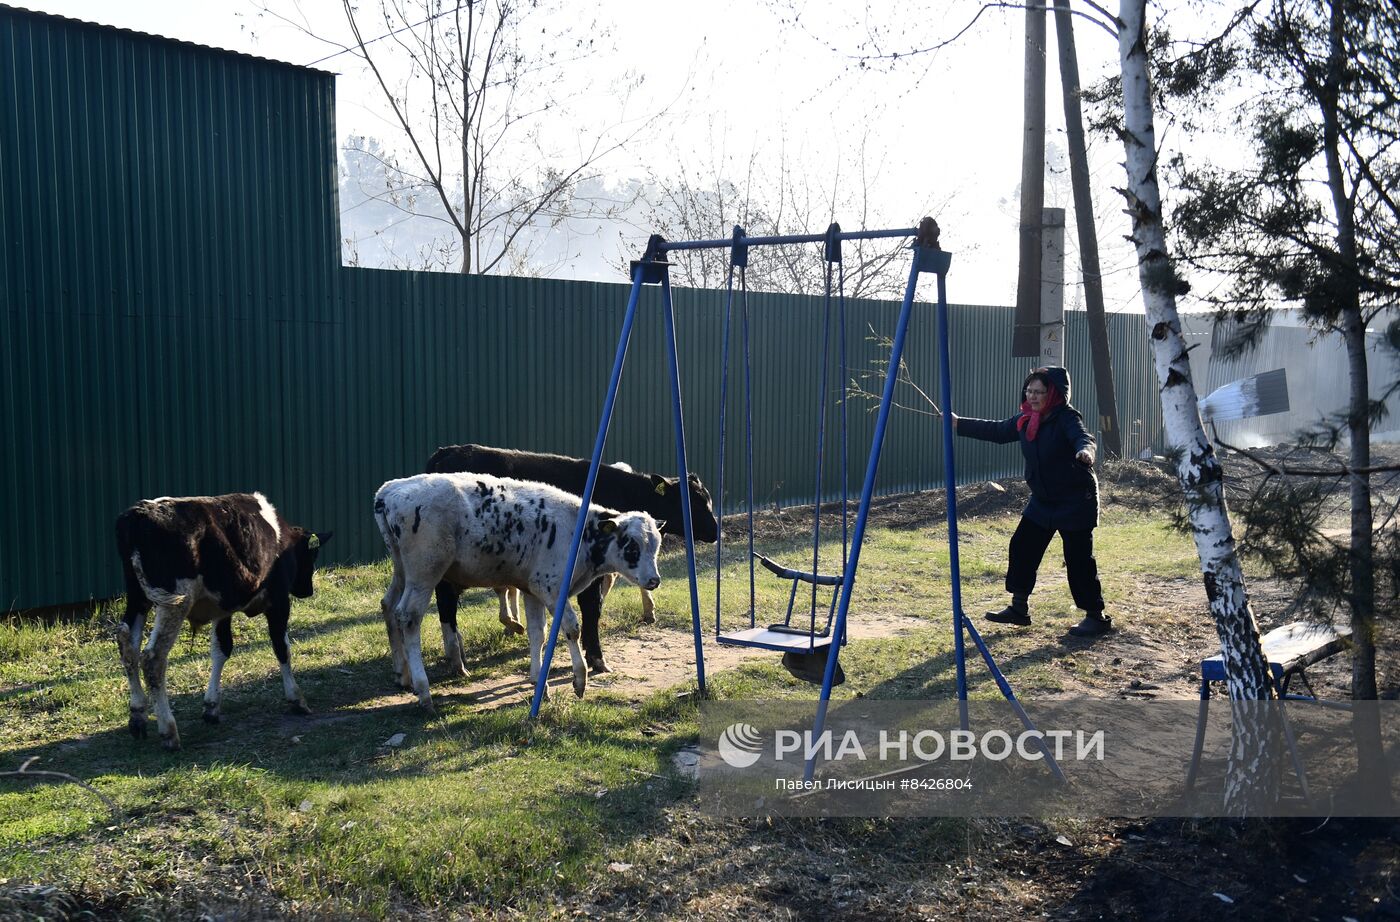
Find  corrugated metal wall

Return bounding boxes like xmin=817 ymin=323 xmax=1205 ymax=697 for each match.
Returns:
xmin=0 ymin=6 xmax=1165 ymax=609
xmin=324 ymin=273 xmax=1162 ymax=566
xmin=1180 ymin=313 xmax=1400 ymax=445
xmin=0 ymin=6 xmax=338 ymax=609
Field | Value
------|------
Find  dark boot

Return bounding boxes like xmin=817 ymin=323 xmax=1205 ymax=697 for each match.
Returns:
xmin=985 ymin=596 xmax=1031 ymax=626
xmin=1068 ymin=610 xmax=1113 ymax=637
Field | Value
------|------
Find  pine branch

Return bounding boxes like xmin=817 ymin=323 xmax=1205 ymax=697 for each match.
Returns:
xmin=1216 ymin=439 xmax=1400 ymax=477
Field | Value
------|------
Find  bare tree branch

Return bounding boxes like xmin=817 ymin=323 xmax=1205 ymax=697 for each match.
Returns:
xmin=1216 ymin=439 xmax=1400 ymax=478
xmin=1 ymin=757 xmax=125 ymax=823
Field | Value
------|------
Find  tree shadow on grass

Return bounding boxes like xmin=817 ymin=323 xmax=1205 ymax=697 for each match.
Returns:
xmin=0 ymin=632 xmax=1024 ymax=918
xmin=0 ymin=630 xmax=691 ymax=785
xmin=0 ymin=609 xmax=386 ymax=706
xmin=1040 ymin=816 xmax=1400 ymax=922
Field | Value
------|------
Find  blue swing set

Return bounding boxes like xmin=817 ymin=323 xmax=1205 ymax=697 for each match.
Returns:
xmin=711 ymin=223 xmax=850 ymax=682
xmin=528 ymin=217 xmax=1064 ymax=784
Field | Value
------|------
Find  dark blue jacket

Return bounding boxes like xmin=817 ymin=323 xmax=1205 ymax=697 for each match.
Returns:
xmin=955 ymin=366 xmax=1099 ymax=531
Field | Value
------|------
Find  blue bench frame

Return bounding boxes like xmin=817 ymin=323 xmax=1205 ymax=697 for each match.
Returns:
xmin=1186 ymin=621 xmax=1353 ymax=803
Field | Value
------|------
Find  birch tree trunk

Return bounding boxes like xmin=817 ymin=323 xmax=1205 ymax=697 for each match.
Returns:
xmin=1117 ymin=0 xmax=1281 ymax=813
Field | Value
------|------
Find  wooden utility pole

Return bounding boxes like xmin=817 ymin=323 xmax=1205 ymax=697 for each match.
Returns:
xmin=1040 ymin=207 xmax=1066 ymax=366
xmin=1053 ymin=0 xmax=1123 ymax=458
xmin=1013 ymin=0 xmax=1047 ymax=357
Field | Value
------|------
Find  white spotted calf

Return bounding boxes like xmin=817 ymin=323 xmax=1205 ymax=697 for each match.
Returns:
xmin=373 ymin=472 xmax=663 ymax=711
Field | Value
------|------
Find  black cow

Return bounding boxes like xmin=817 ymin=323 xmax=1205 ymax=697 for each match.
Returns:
xmin=423 ymin=444 xmax=718 ymax=674
xmin=114 ymin=492 xmax=330 ymax=750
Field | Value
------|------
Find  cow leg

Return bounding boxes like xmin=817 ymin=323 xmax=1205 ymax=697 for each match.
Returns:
xmin=596 ymin=573 xmax=617 ymax=605
xmin=521 ymin=594 xmax=550 ymax=702
xmin=266 ymin=600 xmax=310 ymax=715
xmin=639 ymin=587 xmax=656 ymax=625
xmin=436 ymin=581 xmax=467 ymax=678
xmin=561 ymin=601 xmax=588 ymax=698
xmin=117 ymin=607 xmax=149 ymax=739
xmin=141 ymin=602 xmax=189 ymax=751
xmin=498 ymin=587 xmax=525 ymax=635
xmin=394 ymin=584 xmax=436 ymax=712
xmin=202 ymin=617 xmax=234 ymax=723
xmin=578 ymin=578 xmax=609 ymax=675
xmin=381 ymin=565 xmax=410 ymax=689
xmin=526 ymin=594 xmax=588 ymax=699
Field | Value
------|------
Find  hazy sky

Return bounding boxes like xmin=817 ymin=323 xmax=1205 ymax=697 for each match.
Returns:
xmin=14 ymin=0 xmax=1144 ymax=308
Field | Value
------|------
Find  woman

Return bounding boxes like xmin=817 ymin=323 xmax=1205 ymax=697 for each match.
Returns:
xmin=943 ymin=366 xmax=1112 ymax=638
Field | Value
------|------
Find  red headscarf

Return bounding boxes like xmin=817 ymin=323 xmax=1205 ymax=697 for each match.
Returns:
xmin=1016 ymin=383 xmax=1064 ymax=441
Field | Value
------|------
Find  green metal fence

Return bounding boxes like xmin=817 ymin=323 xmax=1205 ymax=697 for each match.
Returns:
xmin=0 ymin=6 xmax=338 ymax=610
xmin=2 ymin=256 xmax=1164 ymax=610
xmin=0 ymin=6 xmax=1165 ymax=610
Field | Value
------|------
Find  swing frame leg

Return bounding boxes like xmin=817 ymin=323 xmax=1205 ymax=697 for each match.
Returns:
xmin=803 ymin=246 xmax=932 ymax=782
xmin=530 ymin=256 xmax=709 ymax=717
xmin=803 ymin=243 xmax=1064 ymax=785
xmin=659 ymin=272 xmax=708 ymax=698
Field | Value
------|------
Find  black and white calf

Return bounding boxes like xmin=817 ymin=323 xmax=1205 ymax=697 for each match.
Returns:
xmin=373 ymin=472 xmax=663 ymax=711
xmin=423 ymin=444 xmax=717 ymax=673
xmin=114 ymin=493 xmax=329 ymax=750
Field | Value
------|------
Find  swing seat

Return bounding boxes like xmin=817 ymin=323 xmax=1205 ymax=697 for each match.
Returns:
xmin=716 ymin=625 xmax=836 ymax=653
xmin=716 ymin=551 xmax=846 ymax=651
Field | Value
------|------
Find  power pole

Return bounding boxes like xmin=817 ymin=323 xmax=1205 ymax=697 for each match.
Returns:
xmin=1052 ymin=0 xmax=1123 ymax=458
xmin=1040 ymin=207 xmax=1066 ymax=367
xmin=1013 ymin=0 xmax=1047 ymax=358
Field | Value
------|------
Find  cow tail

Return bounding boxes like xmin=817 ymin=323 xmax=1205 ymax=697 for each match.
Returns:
xmin=115 ymin=515 xmax=148 ymax=612
xmin=118 ymin=551 xmax=151 ymax=613
xmin=374 ymin=493 xmax=398 ymax=554
xmin=129 ymin=552 xmax=188 ymax=608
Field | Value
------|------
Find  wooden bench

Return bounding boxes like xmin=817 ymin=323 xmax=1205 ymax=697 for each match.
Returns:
xmin=1185 ymin=621 xmax=1353 ymax=802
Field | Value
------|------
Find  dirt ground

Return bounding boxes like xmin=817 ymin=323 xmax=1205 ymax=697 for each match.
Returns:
xmin=455 ymin=606 xmax=925 ymax=706
xmin=10 ymin=447 xmax=1390 ymax=921
xmin=556 ymin=447 xmax=1400 ymax=921
xmin=461 ymin=447 xmax=1397 ymax=709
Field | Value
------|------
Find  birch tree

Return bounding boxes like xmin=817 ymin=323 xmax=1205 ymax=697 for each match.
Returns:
xmin=1116 ymin=0 xmax=1281 ymax=811
xmin=782 ymin=0 xmax=1284 ymax=811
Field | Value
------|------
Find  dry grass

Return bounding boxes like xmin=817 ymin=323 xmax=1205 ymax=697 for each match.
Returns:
xmin=2 ymin=451 xmax=1397 ymax=920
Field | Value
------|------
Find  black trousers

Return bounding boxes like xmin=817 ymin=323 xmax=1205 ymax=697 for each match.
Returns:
xmin=1006 ymin=515 xmax=1104 ymax=613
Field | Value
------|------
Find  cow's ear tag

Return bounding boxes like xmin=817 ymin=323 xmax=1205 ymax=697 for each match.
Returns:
xmin=308 ymin=534 xmax=321 ymax=550
xmin=599 ymin=519 xmax=618 ymax=534
xmin=654 ymin=481 xmax=667 ymax=495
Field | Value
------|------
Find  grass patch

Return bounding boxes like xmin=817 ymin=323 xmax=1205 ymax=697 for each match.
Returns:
xmin=0 ymin=502 xmax=1211 ymax=918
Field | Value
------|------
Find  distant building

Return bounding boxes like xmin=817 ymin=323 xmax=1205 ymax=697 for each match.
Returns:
xmin=1180 ymin=310 xmax=1400 ymax=447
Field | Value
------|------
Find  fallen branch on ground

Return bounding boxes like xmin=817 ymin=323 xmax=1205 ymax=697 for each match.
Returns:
xmin=0 ymin=757 xmax=125 ymax=823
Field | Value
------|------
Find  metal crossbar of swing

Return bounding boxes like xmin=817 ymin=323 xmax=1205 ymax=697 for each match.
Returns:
xmin=656 ymin=226 xmax=921 ymax=252
xmin=526 ymin=220 xmax=1065 ymax=786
